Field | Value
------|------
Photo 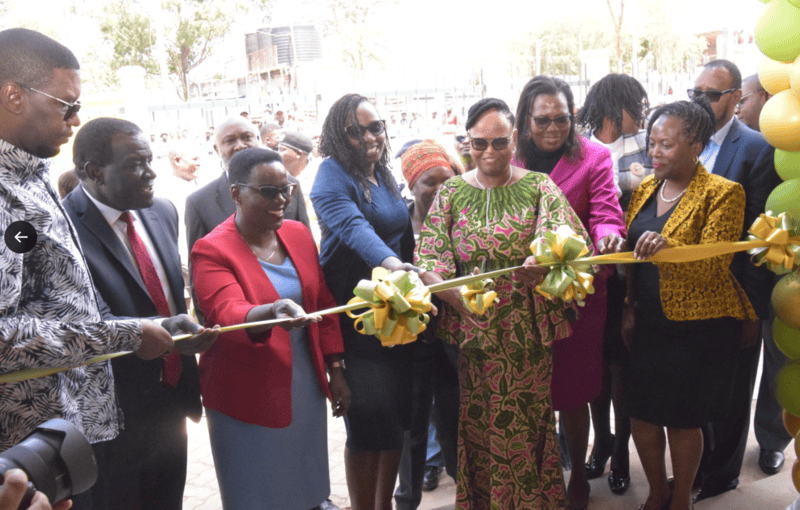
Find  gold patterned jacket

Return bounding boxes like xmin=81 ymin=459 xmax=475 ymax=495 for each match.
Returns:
xmin=626 ymin=164 xmax=757 ymax=321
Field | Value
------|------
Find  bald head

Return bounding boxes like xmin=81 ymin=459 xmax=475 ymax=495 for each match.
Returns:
xmin=214 ymin=117 xmax=260 ymax=169
xmin=737 ymin=74 xmax=771 ymax=132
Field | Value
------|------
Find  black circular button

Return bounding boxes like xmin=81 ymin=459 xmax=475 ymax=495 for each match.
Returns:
xmin=4 ymin=221 xmax=37 ymax=254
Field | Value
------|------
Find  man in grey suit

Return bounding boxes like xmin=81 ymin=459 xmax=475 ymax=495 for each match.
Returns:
xmin=185 ymin=116 xmax=310 ymax=320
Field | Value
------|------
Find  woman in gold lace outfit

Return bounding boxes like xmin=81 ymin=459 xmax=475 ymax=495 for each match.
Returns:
xmin=622 ymin=99 xmax=756 ymax=510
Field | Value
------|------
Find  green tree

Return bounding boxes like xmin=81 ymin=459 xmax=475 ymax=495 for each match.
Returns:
xmin=97 ymin=0 xmax=272 ymax=101
xmin=607 ymin=0 xmax=624 ymax=73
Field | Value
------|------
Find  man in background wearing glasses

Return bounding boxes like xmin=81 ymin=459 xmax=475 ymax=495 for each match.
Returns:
xmin=0 ymin=28 xmax=177 ymax=457
xmin=689 ymin=59 xmax=783 ymax=503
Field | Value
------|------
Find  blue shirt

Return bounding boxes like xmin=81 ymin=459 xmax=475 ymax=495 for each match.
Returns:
xmin=311 ymin=157 xmax=413 ymax=305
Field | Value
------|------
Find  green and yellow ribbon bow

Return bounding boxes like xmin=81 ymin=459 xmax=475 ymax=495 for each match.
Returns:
xmin=460 ymin=279 xmax=498 ymax=314
xmin=532 ymin=225 xmax=595 ymax=306
xmin=346 ymin=267 xmax=432 ymax=347
xmin=747 ymin=212 xmax=800 ymax=274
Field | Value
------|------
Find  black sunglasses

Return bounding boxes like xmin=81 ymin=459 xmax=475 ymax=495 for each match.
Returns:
xmin=687 ymin=88 xmax=737 ymax=103
xmin=20 ymin=84 xmax=81 ymax=121
xmin=239 ymin=183 xmax=297 ymax=200
xmin=468 ymin=136 xmax=512 ymax=151
xmin=532 ymin=115 xmax=571 ymax=129
xmin=455 ymin=135 xmax=467 ymax=143
xmin=345 ymin=120 xmax=386 ymax=139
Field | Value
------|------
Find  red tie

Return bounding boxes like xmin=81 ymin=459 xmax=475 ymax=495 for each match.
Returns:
xmin=121 ymin=212 xmax=183 ymax=387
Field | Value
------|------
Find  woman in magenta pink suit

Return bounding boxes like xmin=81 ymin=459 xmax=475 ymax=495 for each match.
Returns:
xmin=512 ymin=76 xmax=626 ymax=510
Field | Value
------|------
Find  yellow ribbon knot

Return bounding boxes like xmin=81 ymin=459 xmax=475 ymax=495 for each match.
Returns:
xmin=747 ymin=212 xmax=800 ymax=274
xmin=531 ymin=225 xmax=595 ymax=306
xmin=460 ymin=278 xmax=498 ymax=314
xmin=346 ymin=267 xmax=432 ymax=347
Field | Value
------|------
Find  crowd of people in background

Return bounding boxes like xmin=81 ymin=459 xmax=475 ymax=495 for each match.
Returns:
xmin=0 ymin=26 xmax=788 ymax=510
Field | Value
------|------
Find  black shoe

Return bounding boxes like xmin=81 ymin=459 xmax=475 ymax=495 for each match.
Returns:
xmin=692 ymin=479 xmax=738 ymax=503
xmin=758 ymin=449 xmax=785 ymax=475
xmin=608 ymin=468 xmax=630 ymax=495
xmin=423 ymin=466 xmax=443 ymax=491
xmin=312 ymin=499 xmax=340 ymax=510
xmin=585 ymin=434 xmax=614 ymax=479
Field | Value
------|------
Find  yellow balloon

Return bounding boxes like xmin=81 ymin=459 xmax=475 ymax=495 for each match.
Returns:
xmin=760 ymin=57 xmax=793 ymax=95
xmin=787 ymin=410 xmax=800 ymax=436
xmin=774 ymin=271 xmax=800 ymax=329
xmin=761 ymin=90 xmax=800 ymax=151
xmin=791 ymin=59 xmax=800 ymax=97
xmin=794 ymin=458 xmax=800 ymax=493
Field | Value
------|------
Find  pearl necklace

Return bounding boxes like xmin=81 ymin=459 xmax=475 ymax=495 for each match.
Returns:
xmin=475 ymin=170 xmax=513 ymax=189
xmin=659 ymin=182 xmax=688 ymax=203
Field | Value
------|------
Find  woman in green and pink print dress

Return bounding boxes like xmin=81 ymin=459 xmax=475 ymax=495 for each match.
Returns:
xmin=415 ymin=98 xmax=592 ymax=509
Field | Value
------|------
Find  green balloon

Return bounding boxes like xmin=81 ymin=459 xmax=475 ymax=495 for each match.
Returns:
xmin=775 ymin=150 xmax=800 ymax=180
xmin=765 ymin=179 xmax=800 ymax=218
xmin=774 ymin=317 xmax=800 ymax=359
xmin=776 ymin=359 xmax=800 ymax=416
xmin=755 ymin=0 xmax=800 ymax=62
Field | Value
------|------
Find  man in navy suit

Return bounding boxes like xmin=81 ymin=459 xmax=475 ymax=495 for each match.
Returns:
xmin=63 ymin=117 xmax=218 ymax=510
xmin=689 ymin=60 xmax=782 ymax=502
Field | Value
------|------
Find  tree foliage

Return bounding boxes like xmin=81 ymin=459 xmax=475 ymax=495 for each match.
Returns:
xmin=97 ymin=0 xmax=272 ymax=101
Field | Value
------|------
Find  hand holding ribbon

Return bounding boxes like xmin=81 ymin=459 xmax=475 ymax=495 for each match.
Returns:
xmin=345 ymin=267 xmax=432 ymax=347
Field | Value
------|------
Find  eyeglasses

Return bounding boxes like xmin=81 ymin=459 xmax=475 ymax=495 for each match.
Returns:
xmin=531 ymin=115 xmax=571 ymax=129
xmin=345 ymin=120 xmax=386 ymax=139
xmin=20 ymin=84 xmax=81 ymax=121
xmin=737 ymin=92 xmax=753 ymax=108
xmin=239 ymin=183 xmax=297 ymax=200
xmin=468 ymin=136 xmax=512 ymax=151
xmin=687 ymin=88 xmax=737 ymax=103
xmin=455 ymin=135 xmax=467 ymax=143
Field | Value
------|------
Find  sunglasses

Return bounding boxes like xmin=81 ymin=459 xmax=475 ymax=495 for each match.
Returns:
xmin=687 ymin=88 xmax=737 ymax=103
xmin=239 ymin=183 xmax=297 ymax=200
xmin=468 ymin=136 xmax=512 ymax=151
xmin=737 ymin=92 xmax=753 ymax=108
xmin=455 ymin=135 xmax=467 ymax=143
xmin=20 ymin=84 xmax=81 ymax=121
xmin=532 ymin=115 xmax=571 ymax=129
xmin=345 ymin=120 xmax=386 ymax=139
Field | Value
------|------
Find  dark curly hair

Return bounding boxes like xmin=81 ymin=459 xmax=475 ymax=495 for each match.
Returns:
xmin=646 ymin=98 xmax=716 ymax=151
xmin=515 ymin=76 xmax=582 ymax=169
xmin=577 ymin=74 xmax=649 ymax=135
xmin=319 ymin=93 xmax=397 ymax=202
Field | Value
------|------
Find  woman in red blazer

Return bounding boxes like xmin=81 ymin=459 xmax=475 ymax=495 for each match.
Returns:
xmin=191 ymin=147 xmax=349 ymax=510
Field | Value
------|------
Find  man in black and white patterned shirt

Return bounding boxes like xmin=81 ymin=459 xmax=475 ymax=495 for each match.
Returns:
xmin=0 ymin=28 xmax=180 ymax=452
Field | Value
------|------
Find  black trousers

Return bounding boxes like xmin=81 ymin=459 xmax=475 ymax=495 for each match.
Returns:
xmin=71 ymin=410 xmax=188 ymax=510
xmin=698 ymin=334 xmax=761 ymax=489
xmin=394 ymin=339 xmax=460 ymax=510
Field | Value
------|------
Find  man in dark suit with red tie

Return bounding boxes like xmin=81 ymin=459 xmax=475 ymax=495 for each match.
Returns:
xmin=63 ymin=117 xmax=218 ymax=510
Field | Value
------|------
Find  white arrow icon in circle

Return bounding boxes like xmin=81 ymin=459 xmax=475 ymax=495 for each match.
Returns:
xmin=14 ymin=232 xmax=27 ymax=243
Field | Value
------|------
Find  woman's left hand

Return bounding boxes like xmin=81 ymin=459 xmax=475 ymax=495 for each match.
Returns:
xmin=514 ymin=256 xmax=549 ymax=287
xmin=329 ymin=370 xmax=350 ymax=417
xmin=597 ymin=233 xmax=627 ymax=254
xmin=632 ymin=231 xmax=668 ymax=260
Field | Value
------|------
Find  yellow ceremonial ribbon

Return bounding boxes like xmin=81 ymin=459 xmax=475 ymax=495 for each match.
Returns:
xmin=746 ymin=212 xmax=800 ymax=274
xmin=532 ymin=225 xmax=596 ymax=305
xmin=345 ymin=267 xmax=432 ymax=347
xmin=459 ymin=279 xmax=498 ymax=314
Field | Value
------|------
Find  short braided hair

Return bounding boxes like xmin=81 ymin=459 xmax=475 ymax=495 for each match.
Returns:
xmin=319 ymin=93 xmax=397 ymax=202
xmin=577 ymin=74 xmax=649 ymax=134
xmin=646 ymin=98 xmax=716 ymax=150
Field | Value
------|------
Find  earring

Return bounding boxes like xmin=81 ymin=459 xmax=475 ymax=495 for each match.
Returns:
xmin=694 ymin=156 xmax=699 ymax=164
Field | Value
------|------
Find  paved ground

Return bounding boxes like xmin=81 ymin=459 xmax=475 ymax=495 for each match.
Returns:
xmin=183 ymin=354 xmax=800 ymax=510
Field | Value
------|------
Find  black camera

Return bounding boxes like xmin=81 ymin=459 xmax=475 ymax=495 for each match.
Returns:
xmin=0 ymin=418 xmax=98 ymax=509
